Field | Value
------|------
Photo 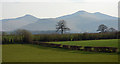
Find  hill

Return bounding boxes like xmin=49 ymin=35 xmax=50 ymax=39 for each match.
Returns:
xmin=1 ymin=10 xmax=118 ymax=33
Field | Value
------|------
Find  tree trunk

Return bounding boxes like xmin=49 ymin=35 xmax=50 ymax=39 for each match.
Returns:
xmin=61 ymin=29 xmax=64 ymax=34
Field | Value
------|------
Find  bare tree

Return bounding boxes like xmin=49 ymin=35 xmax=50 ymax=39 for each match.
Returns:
xmin=97 ymin=24 xmax=108 ymax=33
xmin=56 ymin=20 xmax=70 ymax=34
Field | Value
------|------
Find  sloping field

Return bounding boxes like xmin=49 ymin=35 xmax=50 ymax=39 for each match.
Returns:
xmin=47 ymin=39 xmax=118 ymax=47
xmin=2 ymin=44 xmax=118 ymax=62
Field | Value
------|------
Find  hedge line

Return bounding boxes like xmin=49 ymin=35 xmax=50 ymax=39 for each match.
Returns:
xmin=2 ymin=32 xmax=119 ymax=44
xmin=33 ymin=32 xmax=118 ymax=42
xmin=2 ymin=35 xmax=24 ymax=44
xmin=32 ymin=41 xmax=118 ymax=53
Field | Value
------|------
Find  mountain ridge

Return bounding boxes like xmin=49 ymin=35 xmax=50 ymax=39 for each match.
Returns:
xmin=1 ymin=10 xmax=118 ymax=33
xmin=1 ymin=11 xmax=117 ymax=20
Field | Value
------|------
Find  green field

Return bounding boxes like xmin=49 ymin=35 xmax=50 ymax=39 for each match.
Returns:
xmin=2 ymin=44 xmax=118 ymax=62
xmin=47 ymin=39 xmax=118 ymax=47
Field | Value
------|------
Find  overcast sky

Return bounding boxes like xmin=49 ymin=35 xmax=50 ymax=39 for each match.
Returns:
xmin=0 ymin=0 xmax=119 ymax=19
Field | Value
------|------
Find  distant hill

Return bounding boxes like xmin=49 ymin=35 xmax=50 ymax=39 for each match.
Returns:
xmin=2 ymin=14 xmax=39 ymax=31
xmin=1 ymin=10 xmax=118 ymax=33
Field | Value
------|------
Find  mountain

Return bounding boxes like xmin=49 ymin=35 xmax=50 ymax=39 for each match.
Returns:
xmin=20 ymin=18 xmax=58 ymax=31
xmin=1 ymin=11 xmax=118 ymax=33
xmin=56 ymin=11 xmax=118 ymax=32
xmin=2 ymin=14 xmax=39 ymax=31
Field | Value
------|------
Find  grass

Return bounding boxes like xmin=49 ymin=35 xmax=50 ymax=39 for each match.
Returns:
xmin=0 ymin=35 xmax=1 ymax=63
xmin=46 ymin=39 xmax=118 ymax=47
xmin=2 ymin=44 xmax=118 ymax=62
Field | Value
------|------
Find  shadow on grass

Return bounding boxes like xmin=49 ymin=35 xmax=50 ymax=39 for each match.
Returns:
xmin=24 ymin=44 xmax=118 ymax=55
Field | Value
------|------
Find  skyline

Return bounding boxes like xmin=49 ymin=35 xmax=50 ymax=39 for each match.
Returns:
xmin=0 ymin=0 xmax=119 ymax=19
xmin=1 ymin=10 xmax=117 ymax=20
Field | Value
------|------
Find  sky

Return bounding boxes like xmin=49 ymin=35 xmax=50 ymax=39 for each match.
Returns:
xmin=0 ymin=0 xmax=119 ymax=19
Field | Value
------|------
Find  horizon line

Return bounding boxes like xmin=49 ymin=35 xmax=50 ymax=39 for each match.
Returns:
xmin=1 ymin=10 xmax=117 ymax=20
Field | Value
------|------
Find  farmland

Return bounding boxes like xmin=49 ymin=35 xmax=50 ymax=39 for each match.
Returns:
xmin=2 ymin=31 xmax=119 ymax=62
xmin=46 ymin=39 xmax=118 ymax=48
xmin=2 ymin=44 xmax=118 ymax=62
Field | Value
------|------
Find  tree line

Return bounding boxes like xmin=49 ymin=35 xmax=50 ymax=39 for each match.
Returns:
xmin=2 ymin=31 xmax=119 ymax=44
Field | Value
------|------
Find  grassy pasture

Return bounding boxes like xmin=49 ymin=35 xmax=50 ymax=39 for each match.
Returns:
xmin=2 ymin=44 xmax=118 ymax=62
xmin=46 ymin=39 xmax=118 ymax=48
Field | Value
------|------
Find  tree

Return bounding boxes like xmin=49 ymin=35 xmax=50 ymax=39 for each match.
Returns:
xmin=107 ymin=27 xmax=117 ymax=32
xmin=56 ymin=20 xmax=70 ymax=34
xmin=15 ymin=29 xmax=32 ymax=43
xmin=97 ymin=24 xmax=108 ymax=33
xmin=2 ymin=32 xmax=7 ymax=36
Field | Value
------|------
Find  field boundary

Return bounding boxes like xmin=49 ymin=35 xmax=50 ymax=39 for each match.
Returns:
xmin=32 ymin=41 xmax=118 ymax=53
